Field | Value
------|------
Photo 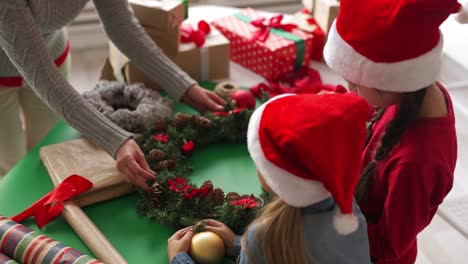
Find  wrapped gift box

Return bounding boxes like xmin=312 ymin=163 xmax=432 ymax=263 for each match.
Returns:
xmin=313 ymin=0 xmax=340 ymax=34
xmin=108 ymin=42 xmax=159 ymax=89
xmin=290 ymin=11 xmax=325 ymax=61
xmin=130 ymin=0 xmax=187 ymax=32
xmin=108 ymin=26 xmax=230 ymax=87
xmin=144 ymin=26 xmax=180 ymax=55
xmin=171 ymin=29 xmax=230 ymax=82
xmin=212 ymin=8 xmax=313 ymax=80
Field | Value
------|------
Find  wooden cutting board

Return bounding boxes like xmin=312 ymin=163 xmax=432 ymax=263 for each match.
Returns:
xmin=40 ymin=138 xmax=132 ymax=263
xmin=40 ymin=138 xmax=135 ymax=207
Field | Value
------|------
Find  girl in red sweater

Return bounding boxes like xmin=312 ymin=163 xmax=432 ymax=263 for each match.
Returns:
xmin=323 ymin=0 xmax=467 ymax=263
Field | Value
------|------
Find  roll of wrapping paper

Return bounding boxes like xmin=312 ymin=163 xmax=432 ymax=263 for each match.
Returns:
xmin=0 ymin=215 xmax=103 ymax=264
xmin=0 ymin=252 xmax=19 ymax=264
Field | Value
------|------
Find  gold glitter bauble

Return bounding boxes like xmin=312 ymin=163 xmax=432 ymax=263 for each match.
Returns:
xmin=189 ymin=231 xmax=225 ymax=264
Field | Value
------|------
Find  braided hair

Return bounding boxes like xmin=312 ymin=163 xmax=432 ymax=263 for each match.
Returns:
xmin=355 ymin=88 xmax=428 ymax=203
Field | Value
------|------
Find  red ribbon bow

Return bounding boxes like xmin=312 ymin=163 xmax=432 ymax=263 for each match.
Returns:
xmin=250 ymin=15 xmax=297 ymax=42
xmin=180 ymin=20 xmax=211 ymax=47
xmin=250 ymin=66 xmax=348 ymax=98
xmin=11 ymin=175 xmax=93 ymax=228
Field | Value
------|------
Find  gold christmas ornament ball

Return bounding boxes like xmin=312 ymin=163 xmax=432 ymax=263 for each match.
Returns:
xmin=189 ymin=231 xmax=225 ymax=264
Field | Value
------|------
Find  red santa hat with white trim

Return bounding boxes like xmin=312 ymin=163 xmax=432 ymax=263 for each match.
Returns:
xmin=247 ymin=93 xmax=369 ymax=235
xmin=324 ymin=0 xmax=465 ymax=92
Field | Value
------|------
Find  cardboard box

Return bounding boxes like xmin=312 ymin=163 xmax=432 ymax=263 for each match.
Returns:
xmin=108 ymin=27 xmax=230 ymax=87
xmin=108 ymin=43 xmax=160 ymax=90
xmin=212 ymin=8 xmax=313 ymax=80
xmin=144 ymin=26 xmax=180 ymax=56
xmin=100 ymin=59 xmax=116 ymax=81
xmin=130 ymin=0 xmax=186 ymax=32
xmin=313 ymin=0 xmax=340 ymax=34
xmin=171 ymin=29 xmax=230 ymax=82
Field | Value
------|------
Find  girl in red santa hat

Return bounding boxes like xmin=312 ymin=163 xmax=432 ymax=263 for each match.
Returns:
xmin=324 ymin=0 xmax=467 ymax=263
xmin=168 ymin=93 xmax=372 ymax=264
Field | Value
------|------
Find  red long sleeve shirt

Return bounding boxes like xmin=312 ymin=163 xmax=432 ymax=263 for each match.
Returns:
xmin=359 ymin=82 xmax=457 ymax=264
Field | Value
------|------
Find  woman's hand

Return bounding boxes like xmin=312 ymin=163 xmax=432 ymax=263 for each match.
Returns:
xmin=115 ymin=139 xmax=156 ymax=191
xmin=181 ymin=85 xmax=225 ymax=112
xmin=203 ymin=219 xmax=237 ymax=256
xmin=168 ymin=227 xmax=194 ymax=262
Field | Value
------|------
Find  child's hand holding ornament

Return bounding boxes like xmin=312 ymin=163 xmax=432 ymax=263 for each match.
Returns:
xmin=169 ymin=220 xmax=233 ymax=264
xmin=203 ymin=219 xmax=237 ymax=256
xmin=168 ymin=227 xmax=195 ymax=263
xmin=187 ymin=220 xmax=229 ymax=263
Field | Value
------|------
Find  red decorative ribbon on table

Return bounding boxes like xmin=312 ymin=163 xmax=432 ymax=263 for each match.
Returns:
xmin=180 ymin=20 xmax=211 ymax=47
xmin=250 ymin=15 xmax=297 ymax=42
xmin=250 ymin=66 xmax=348 ymax=98
xmin=11 ymin=175 xmax=93 ymax=228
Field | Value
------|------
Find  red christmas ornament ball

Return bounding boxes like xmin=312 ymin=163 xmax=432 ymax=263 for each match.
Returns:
xmin=230 ymin=90 xmax=256 ymax=110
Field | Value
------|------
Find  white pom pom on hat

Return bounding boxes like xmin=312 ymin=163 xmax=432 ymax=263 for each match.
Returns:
xmin=333 ymin=212 xmax=360 ymax=235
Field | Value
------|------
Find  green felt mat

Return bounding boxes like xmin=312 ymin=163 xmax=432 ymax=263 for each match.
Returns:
xmin=0 ymin=82 xmax=260 ymax=263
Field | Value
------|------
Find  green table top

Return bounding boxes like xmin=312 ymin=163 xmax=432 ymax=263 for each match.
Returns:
xmin=0 ymin=82 xmax=261 ymax=263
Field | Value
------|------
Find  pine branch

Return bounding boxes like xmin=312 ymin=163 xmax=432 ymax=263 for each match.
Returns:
xmin=136 ymin=108 xmax=262 ymax=233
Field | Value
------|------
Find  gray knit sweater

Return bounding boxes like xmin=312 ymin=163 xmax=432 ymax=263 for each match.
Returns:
xmin=0 ymin=0 xmax=196 ymax=156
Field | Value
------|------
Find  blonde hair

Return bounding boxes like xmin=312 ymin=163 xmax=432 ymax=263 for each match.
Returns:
xmin=242 ymin=197 xmax=312 ymax=264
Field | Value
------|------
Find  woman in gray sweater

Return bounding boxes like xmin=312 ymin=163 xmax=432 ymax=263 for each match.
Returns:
xmin=0 ymin=0 xmax=224 ymax=190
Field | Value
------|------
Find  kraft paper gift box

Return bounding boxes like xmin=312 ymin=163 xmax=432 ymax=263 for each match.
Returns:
xmin=290 ymin=11 xmax=326 ymax=61
xmin=108 ymin=42 xmax=160 ymax=90
xmin=129 ymin=0 xmax=187 ymax=32
xmin=313 ymin=0 xmax=340 ymax=34
xmin=212 ymin=8 xmax=314 ymax=80
xmin=144 ymin=25 xmax=180 ymax=56
xmin=170 ymin=28 xmax=230 ymax=82
xmin=108 ymin=27 xmax=230 ymax=88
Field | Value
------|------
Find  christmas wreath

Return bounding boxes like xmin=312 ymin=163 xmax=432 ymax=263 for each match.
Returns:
xmin=136 ymin=106 xmax=271 ymax=234
xmin=83 ymin=81 xmax=173 ymax=133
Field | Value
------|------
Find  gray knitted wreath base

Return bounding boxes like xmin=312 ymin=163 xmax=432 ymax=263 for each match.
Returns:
xmin=83 ymin=81 xmax=174 ymax=133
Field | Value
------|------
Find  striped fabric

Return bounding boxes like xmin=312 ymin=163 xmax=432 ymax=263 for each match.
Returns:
xmin=0 ymin=252 xmax=19 ymax=264
xmin=0 ymin=216 xmax=102 ymax=264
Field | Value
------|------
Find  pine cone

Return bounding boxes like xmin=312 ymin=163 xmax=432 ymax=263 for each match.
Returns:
xmin=226 ymin=192 xmax=241 ymax=202
xmin=154 ymin=159 xmax=177 ymax=171
xmin=174 ymin=113 xmax=192 ymax=129
xmin=200 ymin=180 xmax=214 ymax=203
xmin=154 ymin=120 xmax=168 ymax=132
xmin=149 ymin=148 xmax=165 ymax=161
xmin=212 ymin=188 xmax=225 ymax=206
xmin=201 ymin=180 xmax=214 ymax=191
xmin=192 ymin=115 xmax=212 ymax=128
xmin=150 ymin=182 xmax=163 ymax=208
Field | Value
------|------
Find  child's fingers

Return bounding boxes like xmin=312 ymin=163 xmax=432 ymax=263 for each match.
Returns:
xmin=169 ymin=227 xmax=193 ymax=240
xmin=181 ymin=230 xmax=194 ymax=241
xmin=204 ymin=226 xmax=216 ymax=232
xmin=203 ymin=219 xmax=223 ymax=227
xmin=204 ymin=226 xmax=223 ymax=235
